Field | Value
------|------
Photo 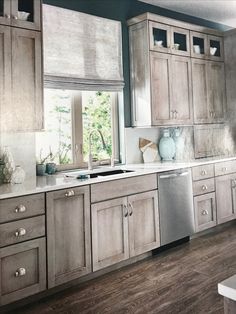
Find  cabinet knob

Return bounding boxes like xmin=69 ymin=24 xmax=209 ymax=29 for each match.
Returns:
xmin=202 ymin=185 xmax=208 ymax=191
xmin=12 ymin=15 xmax=18 ymax=20
xmin=15 ymin=267 xmax=26 ymax=277
xmin=15 ymin=228 xmax=26 ymax=237
xmin=201 ymin=209 xmax=209 ymax=216
xmin=201 ymin=170 xmax=207 ymax=176
xmin=65 ymin=190 xmax=75 ymax=197
xmin=5 ymin=14 xmax=10 ymax=19
xmin=15 ymin=204 xmax=26 ymax=213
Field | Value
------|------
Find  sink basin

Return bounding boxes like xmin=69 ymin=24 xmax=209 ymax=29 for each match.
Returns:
xmin=89 ymin=169 xmax=134 ymax=178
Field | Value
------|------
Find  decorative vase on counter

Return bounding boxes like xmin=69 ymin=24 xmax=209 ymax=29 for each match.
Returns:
xmin=36 ymin=163 xmax=46 ymax=176
xmin=2 ymin=146 xmax=15 ymax=183
xmin=11 ymin=165 xmax=26 ymax=184
xmin=159 ymin=129 xmax=176 ymax=161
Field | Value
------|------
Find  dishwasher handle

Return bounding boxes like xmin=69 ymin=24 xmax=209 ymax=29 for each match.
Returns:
xmin=159 ymin=171 xmax=189 ymax=179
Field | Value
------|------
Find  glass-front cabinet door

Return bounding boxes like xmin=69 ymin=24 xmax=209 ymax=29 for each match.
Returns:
xmin=190 ymin=31 xmax=207 ymax=59
xmin=11 ymin=0 xmax=41 ymax=30
xmin=0 ymin=0 xmax=11 ymax=25
xmin=149 ymin=21 xmax=171 ymax=53
xmin=207 ymin=35 xmax=223 ymax=61
xmin=171 ymin=26 xmax=190 ymax=56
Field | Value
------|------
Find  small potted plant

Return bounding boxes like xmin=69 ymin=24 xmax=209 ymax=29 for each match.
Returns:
xmin=36 ymin=149 xmax=51 ymax=176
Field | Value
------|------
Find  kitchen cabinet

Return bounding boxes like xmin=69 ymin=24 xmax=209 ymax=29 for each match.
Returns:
xmin=192 ymin=59 xmax=225 ymax=124
xmin=215 ymin=173 xmax=236 ymax=224
xmin=0 ymin=27 xmax=43 ymax=132
xmin=0 ymin=238 xmax=46 ymax=306
xmin=46 ymin=186 xmax=91 ymax=288
xmin=150 ymin=51 xmax=192 ymax=125
xmin=190 ymin=32 xmax=223 ymax=61
xmin=0 ymin=0 xmax=41 ymax=30
xmin=92 ymin=190 xmax=159 ymax=271
xmin=194 ymin=192 xmax=216 ymax=232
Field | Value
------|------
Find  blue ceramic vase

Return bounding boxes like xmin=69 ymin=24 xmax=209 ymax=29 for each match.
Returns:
xmin=159 ymin=129 xmax=176 ymax=161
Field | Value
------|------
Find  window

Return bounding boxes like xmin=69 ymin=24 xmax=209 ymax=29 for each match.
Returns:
xmin=36 ymin=89 xmax=119 ymax=169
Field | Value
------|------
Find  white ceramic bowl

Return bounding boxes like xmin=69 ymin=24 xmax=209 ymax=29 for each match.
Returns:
xmin=154 ymin=40 xmax=163 ymax=47
xmin=210 ymin=47 xmax=217 ymax=56
xmin=193 ymin=45 xmax=200 ymax=54
xmin=18 ymin=11 xmax=30 ymax=21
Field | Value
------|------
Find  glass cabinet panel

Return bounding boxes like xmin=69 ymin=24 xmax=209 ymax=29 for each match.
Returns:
xmin=18 ymin=0 xmax=34 ymax=22
xmin=11 ymin=0 xmax=41 ymax=30
xmin=149 ymin=21 xmax=171 ymax=53
xmin=208 ymin=35 xmax=223 ymax=60
xmin=0 ymin=0 xmax=11 ymax=25
xmin=171 ymin=27 xmax=190 ymax=56
xmin=190 ymin=31 xmax=207 ymax=59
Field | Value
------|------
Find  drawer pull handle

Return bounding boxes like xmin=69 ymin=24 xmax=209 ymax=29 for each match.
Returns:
xmin=15 ymin=267 xmax=26 ymax=277
xmin=201 ymin=170 xmax=207 ymax=176
xmin=65 ymin=190 xmax=75 ymax=197
xmin=15 ymin=228 xmax=26 ymax=237
xmin=201 ymin=209 xmax=209 ymax=216
xmin=222 ymin=167 xmax=227 ymax=172
xmin=15 ymin=205 xmax=26 ymax=213
xmin=128 ymin=202 xmax=133 ymax=216
xmin=202 ymin=185 xmax=208 ymax=191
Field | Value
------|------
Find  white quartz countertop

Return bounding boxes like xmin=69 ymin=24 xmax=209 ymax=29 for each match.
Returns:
xmin=0 ymin=156 xmax=236 ymax=200
xmin=218 ymin=275 xmax=236 ymax=301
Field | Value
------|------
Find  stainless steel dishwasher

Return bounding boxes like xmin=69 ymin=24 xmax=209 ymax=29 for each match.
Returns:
xmin=158 ymin=168 xmax=195 ymax=246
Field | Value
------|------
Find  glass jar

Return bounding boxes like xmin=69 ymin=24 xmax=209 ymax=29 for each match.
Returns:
xmin=11 ymin=165 xmax=26 ymax=184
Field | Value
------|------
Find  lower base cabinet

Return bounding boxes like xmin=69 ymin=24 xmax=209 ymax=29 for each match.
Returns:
xmin=215 ymin=174 xmax=236 ymax=224
xmin=194 ymin=192 xmax=216 ymax=232
xmin=46 ymin=186 xmax=91 ymax=288
xmin=0 ymin=238 xmax=46 ymax=306
xmin=92 ymin=190 xmax=160 ymax=271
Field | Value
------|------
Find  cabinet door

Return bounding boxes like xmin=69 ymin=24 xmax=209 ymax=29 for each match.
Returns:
xmin=0 ymin=0 xmax=11 ymax=25
xmin=171 ymin=55 xmax=192 ymax=124
xmin=0 ymin=238 xmax=46 ymax=306
xmin=192 ymin=59 xmax=210 ymax=123
xmin=10 ymin=28 xmax=43 ymax=131
xmin=194 ymin=192 xmax=216 ymax=232
xmin=91 ymin=197 xmax=129 ymax=271
xmin=11 ymin=0 xmax=41 ymax=30
xmin=171 ymin=26 xmax=190 ymax=56
xmin=216 ymin=174 xmax=236 ymax=224
xmin=128 ymin=191 xmax=160 ymax=257
xmin=150 ymin=52 xmax=172 ymax=125
xmin=190 ymin=31 xmax=207 ymax=59
xmin=47 ymin=186 xmax=91 ymax=288
xmin=149 ymin=21 xmax=171 ymax=53
xmin=0 ymin=26 xmax=11 ymax=133
xmin=207 ymin=35 xmax=224 ymax=61
xmin=208 ymin=61 xmax=225 ymax=123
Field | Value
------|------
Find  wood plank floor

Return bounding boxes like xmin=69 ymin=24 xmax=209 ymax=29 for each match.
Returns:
xmin=10 ymin=223 xmax=236 ymax=314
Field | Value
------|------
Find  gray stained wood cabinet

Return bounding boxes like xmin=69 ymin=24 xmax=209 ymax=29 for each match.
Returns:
xmin=0 ymin=27 xmax=43 ymax=132
xmin=0 ymin=0 xmax=41 ymax=30
xmin=215 ymin=173 xmax=236 ymax=224
xmin=192 ymin=59 xmax=225 ymax=124
xmin=46 ymin=186 xmax=92 ymax=288
xmin=92 ymin=190 xmax=160 ymax=271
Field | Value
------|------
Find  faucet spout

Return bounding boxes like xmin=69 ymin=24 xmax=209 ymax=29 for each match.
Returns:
xmin=88 ymin=129 xmax=106 ymax=171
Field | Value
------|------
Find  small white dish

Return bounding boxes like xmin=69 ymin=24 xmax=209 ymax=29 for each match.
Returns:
xmin=210 ymin=47 xmax=217 ymax=56
xmin=154 ymin=40 xmax=163 ymax=47
xmin=193 ymin=45 xmax=201 ymax=54
xmin=18 ymin=11 xmax=30 ymax=21
xmin=173 ymin=43 xmax=180 ymax=50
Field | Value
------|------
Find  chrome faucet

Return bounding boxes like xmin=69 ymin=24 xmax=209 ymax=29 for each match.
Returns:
xmin=88 ymin=129 xmax=106 ymax=170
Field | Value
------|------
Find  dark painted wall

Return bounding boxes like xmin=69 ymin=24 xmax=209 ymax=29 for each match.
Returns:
xmin=43 ymin=0 xmax=231 ymax=127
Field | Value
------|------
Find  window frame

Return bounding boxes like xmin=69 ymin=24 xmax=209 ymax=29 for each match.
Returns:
xmin=39 ymin=87 xmax=120 ymax=171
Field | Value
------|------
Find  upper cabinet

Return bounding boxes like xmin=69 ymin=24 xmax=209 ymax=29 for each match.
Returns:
xmin=0 ymin=0 xmax=41 ymax=30
xmin=190 ymin=31 xmax=223 ymax=61
xmin=128 ymin=13 xmax=226 ymax=127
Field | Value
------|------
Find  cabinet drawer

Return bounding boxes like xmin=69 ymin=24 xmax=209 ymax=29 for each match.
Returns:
xmin=0 ymin=216 xmax=45 ymax=247
xmin=194 ymin=192 xmax=216 ymax=232
xmin=0 ymin=193 xmax=45 ymax=224
xmin=215 ymin=160 xmax=236 ymax=176
xmin=91 ymin=174 xmax=157 ymax=203
xmin=0 ymin=238 xmax=46 ymax=305
xmin=193 ymin=178 xmax=215 ymax=196
xmin=192 ymin=164 xmax=214 ymax=181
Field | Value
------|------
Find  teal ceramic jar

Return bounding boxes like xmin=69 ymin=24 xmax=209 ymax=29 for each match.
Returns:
xmin=159 ymin=129 xmax=176 ymax=161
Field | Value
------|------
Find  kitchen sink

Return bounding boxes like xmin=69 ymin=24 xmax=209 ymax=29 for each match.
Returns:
xmin=89 ymin=169 xmax=134 ymax=178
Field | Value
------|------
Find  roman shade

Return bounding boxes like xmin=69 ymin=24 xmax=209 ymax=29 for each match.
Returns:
xmin=43 ymin=4 xmax=124 ymax=90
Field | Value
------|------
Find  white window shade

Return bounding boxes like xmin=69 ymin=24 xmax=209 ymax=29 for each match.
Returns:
xmin=43 ymin=4 xmax=124 ymax=90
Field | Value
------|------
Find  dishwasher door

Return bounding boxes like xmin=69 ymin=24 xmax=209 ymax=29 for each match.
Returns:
xmin=158 ymin=169 xmax=195 ymax=246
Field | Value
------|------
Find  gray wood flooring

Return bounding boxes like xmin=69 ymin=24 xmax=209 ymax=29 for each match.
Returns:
xmin=11 ymin=223 xmax=236 ymax=314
